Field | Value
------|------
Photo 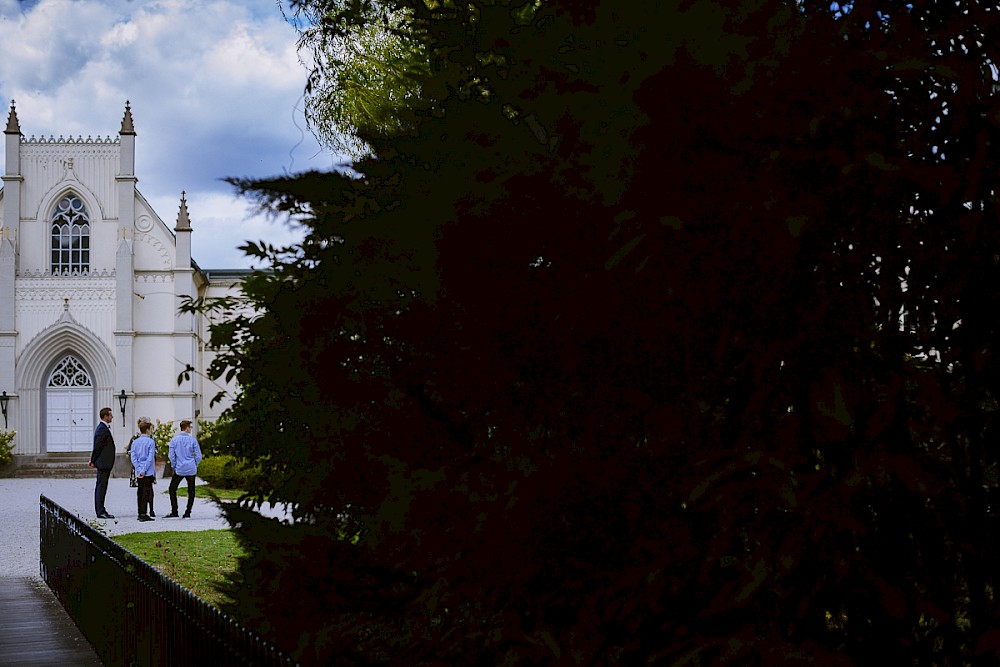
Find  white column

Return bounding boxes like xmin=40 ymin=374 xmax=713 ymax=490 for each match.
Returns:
xmin=174 ymin=193 xmax=196 ymax=420
xmin=1 ymin=104 xmax=21 ymax=443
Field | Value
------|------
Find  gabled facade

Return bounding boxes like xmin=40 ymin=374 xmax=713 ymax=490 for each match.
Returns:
xmin=0 ymin=101 xmax=241 ymax=458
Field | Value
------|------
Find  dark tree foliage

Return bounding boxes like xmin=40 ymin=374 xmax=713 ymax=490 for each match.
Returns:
xmin=187 ymin=0 xmax=1000 ymax=663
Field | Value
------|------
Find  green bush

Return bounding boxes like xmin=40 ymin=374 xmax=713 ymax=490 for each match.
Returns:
xmin=151 ymin=420 xmax=176 ymax=460
xmin=0 ymin=430 xmax=15 ymax=467
xmin=196 ymin=415 xmax=232 ymax=456
xmin=196 ymin=455 xmax=230 ymax=486
xmin=197 ymin=454 xmax=258 ymax=489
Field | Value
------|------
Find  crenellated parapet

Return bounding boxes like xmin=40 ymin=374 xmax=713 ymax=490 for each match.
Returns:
xmin=22 ymin=135 xmax=119 ymax=144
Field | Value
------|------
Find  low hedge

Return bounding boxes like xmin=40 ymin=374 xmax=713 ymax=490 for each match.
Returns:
xmin=197 ymin=455 xmax=259 ymax=489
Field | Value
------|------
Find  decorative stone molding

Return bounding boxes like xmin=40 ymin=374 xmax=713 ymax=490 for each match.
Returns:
xmin=17 ymin=319 xmax=115 ymax=385
xmin=15 ymin=272 xmax=117 ymax=304
xmin=136 ymin=272 xmax=174 ymax=284
xmin=31 ymin=181 xmax=107 ymax=226
xmin=16 ymin=289 xmax=116 ymax=302
xmin=17 ymin=268 xmax=115 ymax=278
xmin=21 ymin=145 xmax=119 ymax=159
xmin=135 ymin=232 xmax=171 ymax=268
xmin=135 ymin=214 xmax=153 ymax=233
xmin=23 ymin=135 xmax=119 ymax=144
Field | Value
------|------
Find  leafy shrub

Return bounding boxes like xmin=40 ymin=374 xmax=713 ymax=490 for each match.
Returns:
xmin=197 ymin=415 xmax=232 ymax=456
xmin=197 ymin=454 xmax=258 ymax=489
xmin=151 ymin=420 xmax=176 ymax=460
xmin=0 ymin=430 xmax=15 ymax=467
xmin=196 ymin=455 xmax=230 ymax=486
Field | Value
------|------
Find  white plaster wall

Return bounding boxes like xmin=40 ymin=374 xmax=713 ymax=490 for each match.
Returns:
xmin=132 ymin=332 xmax=178 ymax=392
xmin=192 ymin=277 xmax=246 ymax=420
xmin=15 ymin=273 xmax=116 ymax=357
xmin=133 ymin=273 xmax=173 ymax=329
xmin=125 ymin=396 xmax=179 ymax=434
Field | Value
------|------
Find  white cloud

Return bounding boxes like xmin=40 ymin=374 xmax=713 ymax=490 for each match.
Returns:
xmin=146 ymin=189 xmax=306 ymax=269
xmin=0 ymin=0 xmax=342 ymax=268
xmin=0 ymin=0 xmax=22 ymax=18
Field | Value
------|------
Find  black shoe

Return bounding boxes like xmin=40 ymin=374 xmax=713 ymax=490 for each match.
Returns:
xmin=138 ymin=515 xmax=154 ymax=522
xmin=182 ymin=512 xmax=191 ymax=519
xmin=149 ymin=510 xmax=155 ymax=517
xmin=99 ymin=513 xmax=115 ymax=519
xmin=165 ymin=512 xmax=179 ymax=518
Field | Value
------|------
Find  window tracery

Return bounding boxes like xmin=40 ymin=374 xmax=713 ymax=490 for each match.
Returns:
xmin=48 ymin=355 xmax=93 ymax=388
xmin=51 ymin=194 xmax=90 ymax=274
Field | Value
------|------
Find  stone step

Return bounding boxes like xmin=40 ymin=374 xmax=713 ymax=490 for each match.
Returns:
xmin=20 ymin=461 xmax=90 ymax=468
xmin=9 ymin=452 xmax=95 ymax=478
xmin=12 ymin=467 xmax=95 ymax=479
xmin=4 ymin=453 xmax=148 ymax=479
xmin=13 ymin=466 xmax=95 ymax=477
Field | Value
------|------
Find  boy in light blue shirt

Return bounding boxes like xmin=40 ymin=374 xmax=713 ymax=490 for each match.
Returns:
xmin=129 ymin=418 xmax=156 ymax=522
xmin=166 ymin=420 xmax=203 ymax=518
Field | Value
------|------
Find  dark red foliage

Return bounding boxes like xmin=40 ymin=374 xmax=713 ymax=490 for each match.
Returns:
xmin=207 ymin=1 xmax=1000 ymax=664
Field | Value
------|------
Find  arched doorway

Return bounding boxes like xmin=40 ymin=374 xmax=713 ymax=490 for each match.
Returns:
xmin=46 ymin=355 xmax=94 ymax=452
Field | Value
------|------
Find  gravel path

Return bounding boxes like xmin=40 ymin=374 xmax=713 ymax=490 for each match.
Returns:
xmin=0 ymin=476 xmax=268 ymax=579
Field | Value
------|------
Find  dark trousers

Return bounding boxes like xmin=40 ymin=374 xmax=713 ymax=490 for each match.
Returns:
xmin=169 ymin=475 xmax=197 ymax=514
xmin=136 ymin=476 xmax=155 ymax=517
xmin=94 ymin=468 xmax=112 ymax=516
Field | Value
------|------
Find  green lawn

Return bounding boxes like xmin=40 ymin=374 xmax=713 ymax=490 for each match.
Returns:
xmin=114 ymin=530 xmax=244 ymax=608
xmin=160 ymin=483 xmax=245 ymax=501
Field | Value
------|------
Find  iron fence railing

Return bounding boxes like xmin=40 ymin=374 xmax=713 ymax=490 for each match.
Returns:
xmin=39 ymin=494 xmax=298 ymax=667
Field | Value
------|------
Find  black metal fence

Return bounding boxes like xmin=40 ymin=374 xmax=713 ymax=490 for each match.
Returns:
xmin=39 ymin=494 xmax=298 ymax=667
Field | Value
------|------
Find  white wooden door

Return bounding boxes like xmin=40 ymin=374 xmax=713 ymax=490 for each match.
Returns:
xmin=46 ymin=355 xmax=94 ymax=453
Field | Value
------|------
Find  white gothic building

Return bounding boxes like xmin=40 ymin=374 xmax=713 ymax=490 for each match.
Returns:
xmin=0 ymin=101 xmax=244 ymax=462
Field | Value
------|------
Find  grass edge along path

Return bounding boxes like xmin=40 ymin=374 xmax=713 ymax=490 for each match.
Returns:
xmin=113 ymin=529 xmax=244 ymax=608
xmin=159 ymin=483 xmax=246 ymax=502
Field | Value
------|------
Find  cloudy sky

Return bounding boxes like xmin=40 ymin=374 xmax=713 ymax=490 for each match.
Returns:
xmin=0 ymin=0 xmax=342 ymax=269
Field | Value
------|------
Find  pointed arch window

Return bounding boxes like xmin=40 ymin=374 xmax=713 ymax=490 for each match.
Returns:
xmin=51 ymin=194 xmax=90 ymax=275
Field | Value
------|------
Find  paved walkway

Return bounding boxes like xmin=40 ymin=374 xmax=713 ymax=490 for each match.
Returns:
xmin=0 ymin=577 xmax=103 ymax=666
xmin=1 ymin=477 xmax=242 ymax=578
xmin=0 ymin=476 xmax=275 ymax=666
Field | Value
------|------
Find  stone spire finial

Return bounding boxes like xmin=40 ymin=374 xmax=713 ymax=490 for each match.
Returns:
xmin=120 ymin=100 xmax=135 ymax=135
xmin=176 ymin=191 xmax=191 ymax=231
xmin=5 ymin=100 xmax=20 ymax=134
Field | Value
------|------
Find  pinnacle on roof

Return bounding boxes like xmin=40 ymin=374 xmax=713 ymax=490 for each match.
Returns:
xmin=5 ymin=100 xmax=20 ymax=134
xmin=120 ymin=100 xmax=135 ymax=135
xmin=176 ymin=191 xmax=192 ymax=231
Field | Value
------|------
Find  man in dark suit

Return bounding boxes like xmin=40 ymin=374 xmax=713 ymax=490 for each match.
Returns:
xmin=88 ymin=406 xmax=116 ymax=519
